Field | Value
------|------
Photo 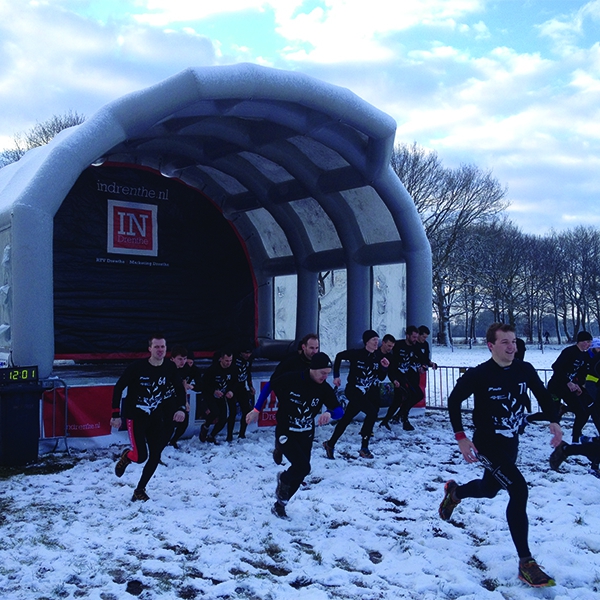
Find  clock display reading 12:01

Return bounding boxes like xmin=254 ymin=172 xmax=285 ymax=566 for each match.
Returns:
xmin=0 ymin=366 xmax=39 ymax=383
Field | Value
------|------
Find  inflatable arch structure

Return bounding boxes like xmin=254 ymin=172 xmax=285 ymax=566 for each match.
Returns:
xmin=0 ymin=63 xmax=431 ymax=377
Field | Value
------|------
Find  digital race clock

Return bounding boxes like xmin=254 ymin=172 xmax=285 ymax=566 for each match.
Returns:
xmin=0 ymin=366 xmax=39 ymax=384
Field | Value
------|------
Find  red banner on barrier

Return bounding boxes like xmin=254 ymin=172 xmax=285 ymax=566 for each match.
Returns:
xmin=417 ymin=371 xmax=427 ymax=408
xmin=42 ymin=386 xmax=114 ymax=438
xmin=258 ymin=381 xmax=278 ymax=427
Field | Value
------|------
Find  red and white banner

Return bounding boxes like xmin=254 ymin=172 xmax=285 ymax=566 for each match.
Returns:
xmin=417 ymin=371 xmax=427 ymax=408
xmin=42 ymin=385 xmax=114 ymax=438
xmin=107 ymin=199 xmax=158 ymax=256
xmin=258 ymin=381 xmax=278 ymax=427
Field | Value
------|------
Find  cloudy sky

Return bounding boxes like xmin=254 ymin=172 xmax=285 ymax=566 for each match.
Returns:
xmin=1 ymin=0 xmax=599 ymax=234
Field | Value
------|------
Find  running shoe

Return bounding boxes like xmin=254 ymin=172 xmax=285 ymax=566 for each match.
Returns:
xmin=275 ymin=471 xmax=292 ymax=503
xmin=199 ymin=424 xmax=209 ymax=442
xmin=359 ymin=448 xmax=374 ymax=459
xmin=272 ymin=444 xmax=283 ymax=465
xmin=322 ymin=440 xmax=335 ymax=460
xmin=115 ymin=449 xmax=132 ymax=478
xmin=438 ymin=480 xmax=460 ymax=521
xmin=271 ymin=501 xmax=288 ymax=519
xmin=518 ymin=559 xmax=556 ymax=588
xmin=549 ymin=441 xmax=568 ymax=471
xmin=402 ymin=419 xmax=415 ymax=431
xmin=131 ymin=488 xmax=150 ymax=502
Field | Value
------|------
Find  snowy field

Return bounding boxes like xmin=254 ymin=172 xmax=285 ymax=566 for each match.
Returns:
xmin=1 ymin=344 xmax=600 ymax=600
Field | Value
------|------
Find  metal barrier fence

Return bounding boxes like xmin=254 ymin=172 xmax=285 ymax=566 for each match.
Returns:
xmin=40 ymin=378 xmax=70 ymax=453
xmin=425 ymin=366 xmax=554 ymax=411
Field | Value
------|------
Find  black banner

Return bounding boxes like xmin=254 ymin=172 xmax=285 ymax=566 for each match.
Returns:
xmin=53 ymin=165 xmax=256 ymax=358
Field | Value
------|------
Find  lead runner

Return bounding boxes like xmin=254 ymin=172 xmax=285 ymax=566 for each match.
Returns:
xmin=438 ymin=322 xmax=562 ymax=588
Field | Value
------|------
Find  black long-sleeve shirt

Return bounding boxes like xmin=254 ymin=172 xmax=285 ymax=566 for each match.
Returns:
xmin=235 ymin=355 xmax=253 ymax=391
xmin=254 ymin=352 xmax=312 ymax=411
xmin=415 ymin=340 xmax=433 ymax=367
xmin=333 ymin=348 xmax=387 ymax=394
xmin=271 ymin=352 xmax=311 ymax=383
xmin=548 ymin=345 xmax=590 ymax=392
xmin=272 ymin=370 xmax=342 ymax=433
xmin=203 ymin=362 xmax=237 ymax=398
xmin=391 ymin=340 xmax=421 ymax=384
xmin=448 ymin=358 xmax=558 ymax=438
xmin=112 ymin=359 xmax=186 ymax=419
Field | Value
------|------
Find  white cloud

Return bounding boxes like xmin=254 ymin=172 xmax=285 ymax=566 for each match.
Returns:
xmin=0 ymin=1 xmax=220 ymax=138
xmin=538 ymin=0 xmax=600 ymax=56
xmin=472 ymin=20 xmax=490 ymax=39
xmin=275 ymin=0 xmax=485 ymax=63
xmin=131 ymin=0 xmax=485 ymax=63
xmin=0 ymin=0 xmax=598 ymax=234
xmin=133 ymin=0 xmax=270 ymax=25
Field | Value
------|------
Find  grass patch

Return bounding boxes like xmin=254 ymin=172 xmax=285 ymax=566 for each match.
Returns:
xmin=0 ymin=456 xmax=78 ymax=479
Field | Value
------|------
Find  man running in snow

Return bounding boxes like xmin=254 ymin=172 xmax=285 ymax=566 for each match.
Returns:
xmin=547 ymin=330 xmax=600 ymax=443
xmin=322 ymin=330 xmax=389 ymax=459
xmin=267 ymin=352 xmax=343 ymax=518
xmin=111 ymin=335 xmax=186 ymax=502
xmin=380 ymin=325 xmax=424 ymax=431
xmin=439 ymin=322 xmax=562 ymax=588
xmin=200 ymin=349 xmax=238 ymax=443
xmin=247 ymin=333 xmax=320 ymax=463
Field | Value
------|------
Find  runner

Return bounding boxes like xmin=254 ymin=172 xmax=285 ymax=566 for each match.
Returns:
xmin=110 ymin=335 xmax=187 ymax=502
xmin=380 ymin=325 xmax=423 ymax=431
xmin=200 ymin=349 xmax=237 ymax=443
xmin=322 ymin=330 xmax=389 ymax=459
xmin=438 ymin=322 xmax=562 ymax=588
xmin=247 ymin=333 xmax=320 ymax=464
xmin=234 ymin=343 xmax=255 ymax=440
xmin=167 ymin=344 xmax=193 ymax=449
xmin=547 ymin=331 xmax=600 ymax=442
xmin=266 ymin=352 xmax=343 ymax=518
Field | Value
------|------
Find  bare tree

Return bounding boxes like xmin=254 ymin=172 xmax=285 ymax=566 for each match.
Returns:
xmin=392 ymin=143 xmax=509 ymax=344
xmin=0 ymin=110 xmax=85 ymax=167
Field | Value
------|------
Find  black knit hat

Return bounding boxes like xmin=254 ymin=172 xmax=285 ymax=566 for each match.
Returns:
xmin=577 ymin=331 xmax=593 ymax=342
xmin=310 ymin=352 xmax=332 ymax=370
xmin=362 ymin=329 xmax=379 ymax=345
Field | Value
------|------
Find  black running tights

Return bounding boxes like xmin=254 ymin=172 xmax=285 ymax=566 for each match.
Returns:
xmin=455 ymin=433 xmax=531 ymax=559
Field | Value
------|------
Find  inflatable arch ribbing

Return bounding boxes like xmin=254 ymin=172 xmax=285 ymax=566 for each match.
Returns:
xmin=0 ymin=63 xmax=431 ymax=376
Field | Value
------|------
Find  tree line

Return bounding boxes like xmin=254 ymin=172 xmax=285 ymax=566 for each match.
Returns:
xmin=0 ymin=111 xmax=85 ymax=167
xmin=392 ymin=142 xmax=598 ymax=346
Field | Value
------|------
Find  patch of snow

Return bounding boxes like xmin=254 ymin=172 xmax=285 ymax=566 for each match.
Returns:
xmin=0 ymin=343 xmax=597 ymax=599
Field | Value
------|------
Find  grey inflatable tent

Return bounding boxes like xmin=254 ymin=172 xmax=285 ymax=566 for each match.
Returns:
xmin=0 ymin=63 xmax=431 ymax=377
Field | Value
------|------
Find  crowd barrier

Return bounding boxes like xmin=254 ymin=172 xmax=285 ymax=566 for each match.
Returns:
xmin=35 ymin=365 xmax=556 ymax=454
xmin=424 ymin=366 xmax=553 ymax=411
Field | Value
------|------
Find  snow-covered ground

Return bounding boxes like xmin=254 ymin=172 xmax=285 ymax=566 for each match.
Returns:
xmin=1 ymin=344 xmax=599 ymax=600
